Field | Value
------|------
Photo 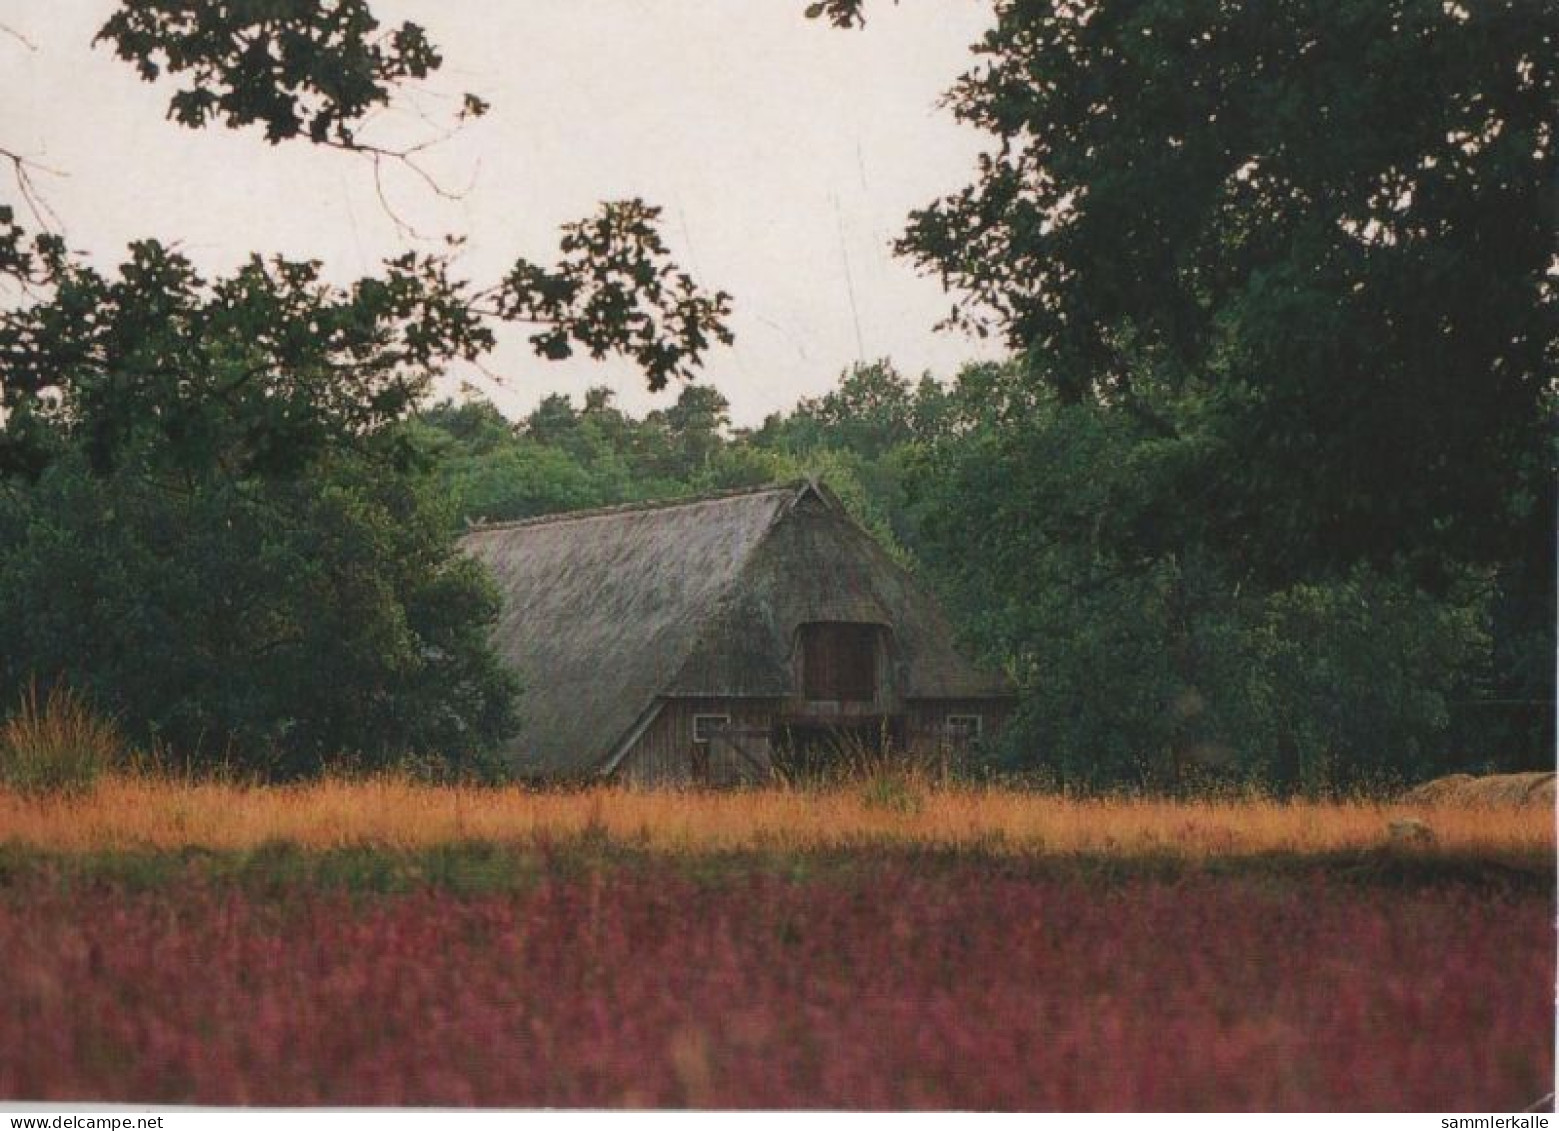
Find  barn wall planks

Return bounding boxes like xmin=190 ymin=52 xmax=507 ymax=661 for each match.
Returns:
xmin=903 ymin=698 xmax=1015 ymax=750
xmin=616 ymin=695 xmax=1015 ymax=786
xmin=617 ymin=698 xmax=783 ymax=787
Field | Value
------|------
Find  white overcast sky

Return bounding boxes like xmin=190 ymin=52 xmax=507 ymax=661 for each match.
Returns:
xmin=2 ymin=1 xmax=1005 ymax=425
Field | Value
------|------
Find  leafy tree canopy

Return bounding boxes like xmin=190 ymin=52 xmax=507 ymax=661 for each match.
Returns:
xmin=0 ymin=205 xmax=732 ymax=483
xmin=800 ymin=0 xmax=1556 ymax=783
xmin=782 ymin=360 xmax=918 ymax=459
xmin=3 ymin=4 xmax=734 ymax=423
xmin=0 ymin=446 xmax=519 ymax=777
xmin=843 ymin=0 xmax=1557 ymax=586
xmin=906 ymin=364 xmax=1497 ymax=789
xmin=97 ymin=0 xmax=472 ymax=147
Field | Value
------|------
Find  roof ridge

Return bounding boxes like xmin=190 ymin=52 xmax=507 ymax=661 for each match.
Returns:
xmin=464 ymin=479 xmax=813 ymax=533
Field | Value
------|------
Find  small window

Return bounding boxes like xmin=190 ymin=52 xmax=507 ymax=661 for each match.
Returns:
xmin=693 ymin=714 xmax=731 ymax=744
xmin=946 ymin=714 xmax=983 ymax=742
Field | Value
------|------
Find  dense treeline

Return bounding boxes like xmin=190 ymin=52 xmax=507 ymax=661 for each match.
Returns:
xmin=410 ymin=369 xmax=918 ymax=557
xmin=413 ymin=355 xmax=1550 ymax=791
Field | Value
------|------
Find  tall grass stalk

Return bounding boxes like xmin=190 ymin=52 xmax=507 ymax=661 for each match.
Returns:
xmin=0 ymin=682 xmax=124 ymax=797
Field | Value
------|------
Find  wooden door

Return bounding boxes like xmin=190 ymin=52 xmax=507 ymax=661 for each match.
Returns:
xmin=708 ymin=726 xmax=774 ymax=786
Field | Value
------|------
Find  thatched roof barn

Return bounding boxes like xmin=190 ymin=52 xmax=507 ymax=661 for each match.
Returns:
xmin=461 ymin=480 xmax=1013 ymax=784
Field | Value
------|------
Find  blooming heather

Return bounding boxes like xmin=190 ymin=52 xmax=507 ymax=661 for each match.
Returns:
xmin=0 ymin=865 xmax=1548 ymax=1109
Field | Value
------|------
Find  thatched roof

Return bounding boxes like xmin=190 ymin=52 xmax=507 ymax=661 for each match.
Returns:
xmin=460 ymin=480 xmax=1011 ymax=777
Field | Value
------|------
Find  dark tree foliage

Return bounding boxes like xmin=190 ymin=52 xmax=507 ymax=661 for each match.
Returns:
xmin=810 ymin=0 xmax=1556 ymax=780
xmin=0 ymin=448 xmax=519 ymax=777
xmin=416 ymin=383 xmax=737 ymax=525
xmin=907 ymin=363 xmax=1495 ymax=790
xmin=0 ymin=239 xmax=524 ymax=774
xmin=0 ymin=206 xmax=65 ymax=289
xmin=0 ymin=213 xmax=732 ymax=484
xmin=802 ymin=0 xmax=879 ymax=30
xmin=497 ymin=200 xmax=734 ymax=393
xmin=0 ymin=242 xmax=488 ymax=481
xmin=3 ymin=4 xmax=733 ymax=431
xmin=897 ymin=0 xmax=1556 ymax=584
xmin=97 ymin=0 xmax=476 ymax=147
xmin=784 ymin=360 xmax=918 ymax=459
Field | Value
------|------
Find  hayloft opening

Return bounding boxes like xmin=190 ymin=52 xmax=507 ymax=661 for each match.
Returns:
xmin=800 ymin=622 xmax=879 ymax=702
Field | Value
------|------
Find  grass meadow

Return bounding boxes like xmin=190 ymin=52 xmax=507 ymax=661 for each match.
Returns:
xmin=0 ymin=776 xmax=1553 ymax=1109
xmin=0 ymin=775 xmax=1552 ymax=857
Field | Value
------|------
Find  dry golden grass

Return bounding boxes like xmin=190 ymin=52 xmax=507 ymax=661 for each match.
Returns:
xmin=0 ymin=775 xmax=1551 ymax=859
xmin=0 ymin=683 xmax=124 ymax=796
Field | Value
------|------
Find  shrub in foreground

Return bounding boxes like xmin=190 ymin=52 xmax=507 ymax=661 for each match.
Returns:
xmin=0 ymin=451 xmax=518 ymax=779
xmin=0 ymin=683 xmax=122 ymax=796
